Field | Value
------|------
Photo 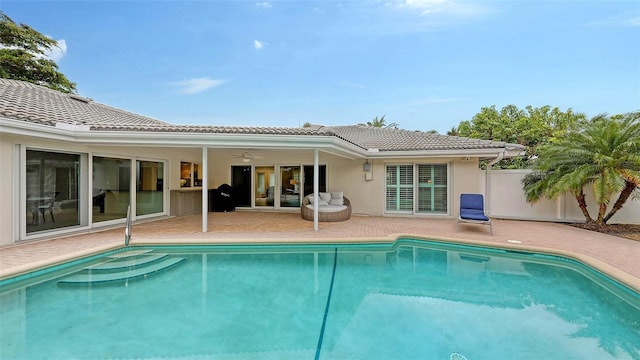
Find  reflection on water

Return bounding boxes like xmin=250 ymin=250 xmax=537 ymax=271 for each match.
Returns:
xmin=1 ymin=241 xmax=638 ymax=359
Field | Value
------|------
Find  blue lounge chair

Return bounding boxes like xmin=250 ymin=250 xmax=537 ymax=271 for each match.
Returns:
xmin=458 ymin=193 xmax=492 ymax=235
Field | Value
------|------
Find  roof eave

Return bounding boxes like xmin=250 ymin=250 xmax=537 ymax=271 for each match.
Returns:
xmin=364 ymin=147 xmax=525 ymax=159
xmin=0 ymin=118 xmax=366 ymax=159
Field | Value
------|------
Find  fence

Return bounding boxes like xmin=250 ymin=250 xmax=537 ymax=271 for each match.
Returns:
xmin=484 ymin=170 xmax=639 ymax=225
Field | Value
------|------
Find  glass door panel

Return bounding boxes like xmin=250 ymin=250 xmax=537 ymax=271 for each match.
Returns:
xmin=302 ymin=165 xmax=326 ymax=196
xmin=93 ymin=156 xmax=131 ymax=222
xmin=136 ymin=160 xmax=164 ymax=216
xmin=417 ymin=164 xmax=448 ymax=213
xmin=280 ymin=166 xmax=300 ymax=208
xmin=231 ymin=166 xmax=251 ymax=207
xmin=254 ymin=166 xmax=274 ymax=207
xmin=26 ymin=150 xmax=81 ymax=233
xmin=385 ymin=165 xmax=413 ymax=212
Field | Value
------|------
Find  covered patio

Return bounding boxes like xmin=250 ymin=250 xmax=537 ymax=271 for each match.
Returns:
xmin=1 ymin=213 xmax=638 ymax=291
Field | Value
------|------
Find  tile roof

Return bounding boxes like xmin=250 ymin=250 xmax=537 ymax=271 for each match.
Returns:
xmin=327 ymin=125 xmax=518 ymax=151
xmin=0 ymin=79 xmax=524 ymax=152
xmin=0 ymin=78 xmax=171 ymax=127
xmin=88 ymin=124 xmax=327 ymax=135
xmin=0 ymin=79 xmax=328 ymax=136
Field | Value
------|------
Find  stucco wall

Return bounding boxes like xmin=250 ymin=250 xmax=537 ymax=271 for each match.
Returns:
xmin=5 ymin=134 xmax=635 ymax=246
xmin=206 ymin=151 xmax=478 ymax=217
xmin=0 ymin=134 xmax=209 ymax=245
xmin=0 ymin=132 xmax=15 ymax=243
xmin=0 ymin=140 xmax=488 ymax=245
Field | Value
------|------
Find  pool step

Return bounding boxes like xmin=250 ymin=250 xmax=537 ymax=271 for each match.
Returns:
xmin=107 ymin=249 xmax=154 ymax=258
xmin=58 ymin=257 xmax=185 ymax=285
xmin=85 ymin=254 xmax=168 ymax=271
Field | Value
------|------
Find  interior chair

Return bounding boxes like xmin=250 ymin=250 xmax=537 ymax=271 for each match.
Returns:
xmin=457 ymin=193 xmax=492 ymax=235
xmin=38 ymin=194 xmax=56 ymax=223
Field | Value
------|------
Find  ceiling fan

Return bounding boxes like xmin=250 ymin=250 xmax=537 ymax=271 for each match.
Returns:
xmin=231 ymin=152 xmax=264 ymax=163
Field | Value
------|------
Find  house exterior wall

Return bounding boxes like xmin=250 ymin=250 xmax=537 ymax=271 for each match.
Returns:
xmin=0 ymin=137 xmax=491 ymax=245
xmin=0 ymin=134 xmax=210 ymax=245
xmin=206 ymin=152 xmax=481 ymax=217
xmin=0 ymin=132 xmax=15 ymax=244
xmin=3 ymin=132 xmax=635 ymax=246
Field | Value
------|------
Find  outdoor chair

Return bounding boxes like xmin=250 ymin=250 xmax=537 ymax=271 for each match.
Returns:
xmin=457 ymin=193 xmax=492 ymax=235
xmin=301 ymin=193 xmax=351 ymax=222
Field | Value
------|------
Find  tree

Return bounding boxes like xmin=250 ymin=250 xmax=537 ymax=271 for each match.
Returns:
xmin=0 ymin=12 xmax=76 ymax=93
xmin=366 ymin=115 xmax=398 ymax=129
xmin=522 ymin=112 xmax=640 ymax=225
xmin=452 ymin=105 xmax=585 ymax=168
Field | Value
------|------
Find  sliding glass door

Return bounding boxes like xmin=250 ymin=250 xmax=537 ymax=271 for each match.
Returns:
xmin=231 ymin=166 xmax=252 ymax=207
xmin=25 ymin=150 xmax=81 ymax=233
xmin=302 ymin=165 xmax=326 ymax=196
xmin=417 ymin=164 xmax=448 ymax=213
xmin=386 ymin=165 xmax=414 ymax=212
xmin=386 ymin=164 xmax=448 ymax=214
xmin=280 ymin=166 xmax=301 ymax=207
xmin=254 ymin=166 xmax=275 ymax=207
xmin=136 ymin=160 xmax=164 ymax=216
xmin=92 ymin=156 xmax=131 ymax=223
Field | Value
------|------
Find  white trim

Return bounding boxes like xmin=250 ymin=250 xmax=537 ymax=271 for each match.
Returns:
xmin=202 ymin=146 xmax=208 ymax=233
xmin=134 ymin=157 xmax=168 ymax=219
xmin=0 ymin=117 xmax=525 ymax=161
xmin=89 ymin=154 xmax=135 ymax=227
xmin=313 ymin=149 xmax=319 ymax=231
xmin=20 ymin=146 xmax=89 ymax=241
xmin=15 ymin=143 xmax=23 ymax=242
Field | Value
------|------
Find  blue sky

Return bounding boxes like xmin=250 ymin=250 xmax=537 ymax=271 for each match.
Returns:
xmin=2 ymin=1 xmax=639 ymax=133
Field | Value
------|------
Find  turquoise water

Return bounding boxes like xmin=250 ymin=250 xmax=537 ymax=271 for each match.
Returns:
xmin=1 ymin=239 xmax=639 ymax=359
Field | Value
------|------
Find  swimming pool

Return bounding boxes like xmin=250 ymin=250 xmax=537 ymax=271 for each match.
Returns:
xmin=1 ymin=239 xmax=638 ymax=359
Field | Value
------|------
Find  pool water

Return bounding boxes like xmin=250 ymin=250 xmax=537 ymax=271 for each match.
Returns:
xmin=1 ymin=239 xmax=639 ymax=359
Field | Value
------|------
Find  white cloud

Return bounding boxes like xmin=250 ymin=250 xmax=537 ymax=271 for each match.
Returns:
xmin=172 ymin=78 xmax=227 ymax=95
xmin=43 ymin=39 xmax=67 ymax=62
xmin=255 ymin=2 xmax=272 ymax=8
xmin=254 ymin=40 xmax=263 ymax=49
xmin=394 ymin=0 xmax=489 ymax=17
xmin=589 ymin=15 xmax=640 ymax=27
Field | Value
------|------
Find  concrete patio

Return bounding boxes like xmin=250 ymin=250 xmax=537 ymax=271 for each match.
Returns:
xmin=1 ymin=212 xmax=638 ymax=291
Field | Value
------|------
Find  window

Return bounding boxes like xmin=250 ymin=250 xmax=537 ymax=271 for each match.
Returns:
xmin=385 ymin=164 xmax=448 ymax=214
xmin=180 ymin=162 xmax=202 ymax=188
xmin=93 ymin=156 xmax=131 ymax=222
xmin=26 ymin=150 xmax=81 ymax=233
xmin=386 ymin=165 xmax=413 ymax=212
xmin=417 ymin=164 xmax=448 ymax=213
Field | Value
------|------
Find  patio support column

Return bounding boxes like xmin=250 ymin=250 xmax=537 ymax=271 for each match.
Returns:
xmin=313 ymin=148 xmax=319 ymax=231
xmin=202 ymin=146 xmax=208 ymax=233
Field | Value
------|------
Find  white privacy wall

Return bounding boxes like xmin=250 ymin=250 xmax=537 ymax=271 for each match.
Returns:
xmin=485 ymin=170 xmax=640 ymax=225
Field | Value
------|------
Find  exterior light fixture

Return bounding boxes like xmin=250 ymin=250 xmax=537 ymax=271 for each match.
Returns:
xmin=363 ymin=160 xmax=371 ymax=172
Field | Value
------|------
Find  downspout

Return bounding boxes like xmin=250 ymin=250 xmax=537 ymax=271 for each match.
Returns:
xmin=484 ymin=151 xmax=504 ymax=215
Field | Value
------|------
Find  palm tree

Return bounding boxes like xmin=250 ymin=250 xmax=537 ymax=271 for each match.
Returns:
xmin=367 ymin=115 xmax=398 ymax=129
xmin=522 ymin=112 xmax=640 ymax=225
